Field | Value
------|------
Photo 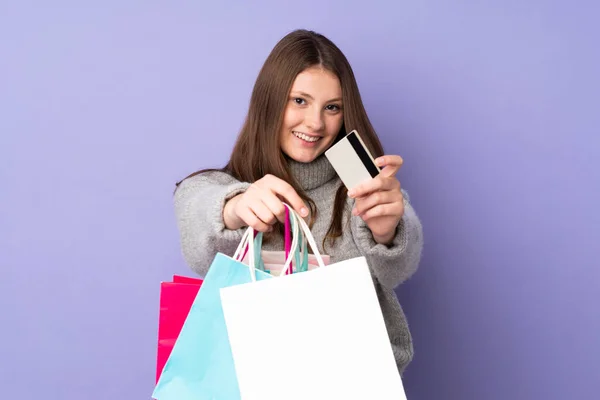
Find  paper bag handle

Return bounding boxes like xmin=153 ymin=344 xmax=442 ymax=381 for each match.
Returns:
xmin=243 ymin=203 xmax=326 ymax=281
xmin=284 ymin=206 xmax=292 ymax=274
xmin=233 ymin=205 xmax=297 ymax=264
xmin=232 ymin=204 xmax=301 ymax=282
xmin=283 ymin=204 xmax=326 ymax=270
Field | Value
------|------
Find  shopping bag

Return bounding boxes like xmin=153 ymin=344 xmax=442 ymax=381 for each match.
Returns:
xmin=220 ymin=207 xmax=407 ymax=400
xmin=152 ymin=209 xmax=305 ymax=400
xmin=172 ymin=275 xmax=204 ymax=284
xmin=239 ymin=228 xmax=330 ymax=275
xmin=237 ymin=206 xmax=330 ymax=274
xmin=155 ymin=275 xmax=203 ymax=383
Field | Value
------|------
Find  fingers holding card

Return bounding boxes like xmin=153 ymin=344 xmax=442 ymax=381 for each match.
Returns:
xmin=375 ymin=155 xmax=403 ymax=177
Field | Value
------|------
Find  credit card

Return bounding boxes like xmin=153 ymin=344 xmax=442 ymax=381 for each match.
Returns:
xmin=325 ymin=130 xmax=380 ymax=190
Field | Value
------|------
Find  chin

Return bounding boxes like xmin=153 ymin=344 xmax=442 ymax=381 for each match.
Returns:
xmin=284 ymin=149 xmax=322 ymax=164
xmin=290 ymin=154 xmax=318 ymax=163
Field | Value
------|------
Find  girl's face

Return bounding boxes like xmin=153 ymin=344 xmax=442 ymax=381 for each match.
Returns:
xmin=279 ymin=66 xmax=344 ymax=163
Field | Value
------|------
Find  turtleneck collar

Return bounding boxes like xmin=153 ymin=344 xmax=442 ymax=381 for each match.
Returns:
xmin=286 ymin=153 xmax=338 ymax=191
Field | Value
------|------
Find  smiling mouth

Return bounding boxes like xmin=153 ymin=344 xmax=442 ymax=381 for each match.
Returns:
xmin=292 ymin=131 xmax=321 ymax=143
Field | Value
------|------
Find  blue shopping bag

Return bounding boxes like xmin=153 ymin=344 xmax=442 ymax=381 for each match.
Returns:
xmin=152 ymin=251 xmax=273 ymax=400
xmin=153 ymin=205 xmax=304 ymax=400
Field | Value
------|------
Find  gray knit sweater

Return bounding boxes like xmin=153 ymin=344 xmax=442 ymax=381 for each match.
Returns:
xmin=173 ymin=154 xmax=424 ymax=374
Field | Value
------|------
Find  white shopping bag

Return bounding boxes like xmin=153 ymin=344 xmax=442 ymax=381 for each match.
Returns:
xmin=220 ymin=205 xmax=407 ymax=400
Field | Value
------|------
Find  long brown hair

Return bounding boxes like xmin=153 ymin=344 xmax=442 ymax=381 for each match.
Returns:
xmin=176 ymin=29 xmax=385 ymax=249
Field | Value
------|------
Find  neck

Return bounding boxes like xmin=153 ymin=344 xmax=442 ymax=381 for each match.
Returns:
xmin=285 ymin=153 xmax=337 ymax=191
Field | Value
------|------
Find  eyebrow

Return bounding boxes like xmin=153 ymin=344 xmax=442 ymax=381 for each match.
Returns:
xmin=291 ymin=91 xmax=342 ymax=103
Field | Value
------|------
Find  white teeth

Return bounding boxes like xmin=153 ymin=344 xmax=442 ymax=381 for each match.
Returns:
xmin=293 ymin=131 xmax=320 ymax=142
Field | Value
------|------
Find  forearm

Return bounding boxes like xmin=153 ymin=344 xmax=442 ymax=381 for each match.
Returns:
xmin=174 ymin=171 xmax=250 ymax=277
xmin=351 ymin=191 xmax=424 ymax=289
xmin=222 ymin=194 xmax=246 ymax=230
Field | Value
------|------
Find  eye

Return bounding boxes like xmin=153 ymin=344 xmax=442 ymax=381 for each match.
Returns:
xmin=325 ymin=104 xmax=341 ymax=111
xmin=293 ymin=97 xmax=306 ymax=105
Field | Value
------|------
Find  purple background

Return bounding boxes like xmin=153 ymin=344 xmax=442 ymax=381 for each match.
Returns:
xmin=2 ymin=1 xmax=599 ymax=399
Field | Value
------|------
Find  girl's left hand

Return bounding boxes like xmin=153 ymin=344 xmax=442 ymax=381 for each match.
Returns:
xmin=348 ymin=155 xmax=405 ymax=245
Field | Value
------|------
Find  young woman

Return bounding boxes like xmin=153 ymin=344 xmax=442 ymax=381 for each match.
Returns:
xmin=173 ymin=29 xmax=423 ymax=374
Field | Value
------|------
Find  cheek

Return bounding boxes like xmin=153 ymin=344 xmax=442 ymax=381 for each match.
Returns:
xmin=321 ymin=115 xmax=344 ymax=147
xmin=325 ymin=114 xmax=344 ymax=136
xmin=283 ymin=107 xmax=304 ymax=128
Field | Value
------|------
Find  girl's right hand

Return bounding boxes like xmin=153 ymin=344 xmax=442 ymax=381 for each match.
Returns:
xmin=223 ymin=174 xmax=309 ymax=232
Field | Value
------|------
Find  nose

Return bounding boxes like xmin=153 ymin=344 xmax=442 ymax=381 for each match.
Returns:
xmin=305 ymin=107 xmax=324 ymax=132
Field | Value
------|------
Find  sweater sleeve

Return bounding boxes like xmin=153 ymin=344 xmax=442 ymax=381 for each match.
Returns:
xmin=350 ymin=189 xmax=424 ymax=290
xmin=173 ymin=170 xmax=251 ymax=278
